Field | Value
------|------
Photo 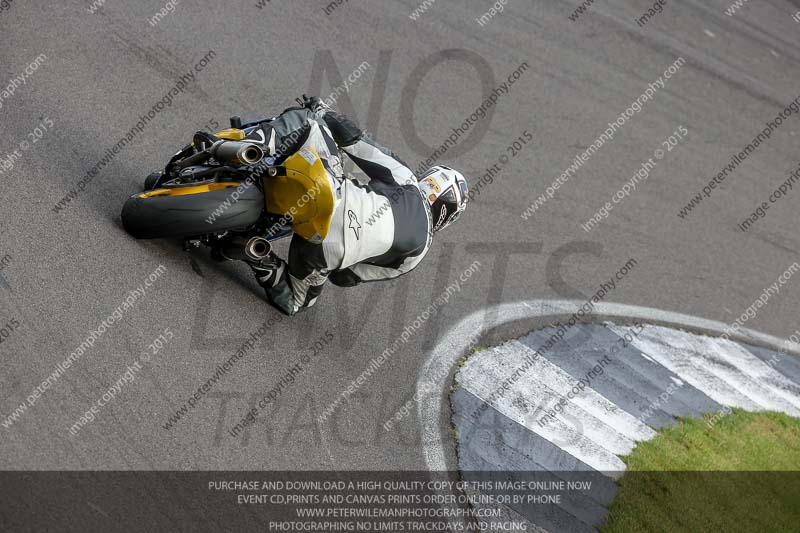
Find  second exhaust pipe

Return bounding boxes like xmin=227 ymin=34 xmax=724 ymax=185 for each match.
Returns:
xmin=220 ymin=236 xmax=272 ymax=262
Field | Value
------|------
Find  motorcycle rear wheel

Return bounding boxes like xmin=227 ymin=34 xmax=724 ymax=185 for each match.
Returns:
xmin=121 ymin=181 xmax=264 ymax=239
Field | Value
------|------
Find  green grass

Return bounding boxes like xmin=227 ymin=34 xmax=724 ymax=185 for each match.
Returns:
xmin=603 ymin=409 xmax=800 ymax=532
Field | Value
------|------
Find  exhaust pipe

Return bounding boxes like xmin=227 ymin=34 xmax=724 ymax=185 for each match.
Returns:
xmin=210 ymin=140 xmax=264 ymax=165
xmin=244 ymin=237 xmax=272 ymax=260
xmin=220 ymin=236 xmax=272 ymax=262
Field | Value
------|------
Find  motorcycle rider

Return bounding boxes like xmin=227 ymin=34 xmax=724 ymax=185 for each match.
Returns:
xmin=240 ymin=96 xmax=469 ymax=316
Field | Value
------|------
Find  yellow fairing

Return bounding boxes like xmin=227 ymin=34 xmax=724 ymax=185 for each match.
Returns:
xmin=137 ymin=182 xmax=241 ymax=198
xmin=264 ymin=147 xmax=335 ymax=241
xmin=214 ymin=128 xmax=246 ymax=140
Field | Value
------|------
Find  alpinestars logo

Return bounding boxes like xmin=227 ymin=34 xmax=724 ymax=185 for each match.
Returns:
xmin=348 ymin=210 xmax=361 ymax=240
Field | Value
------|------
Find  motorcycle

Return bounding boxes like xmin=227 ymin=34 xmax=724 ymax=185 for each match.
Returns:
xmin=121 ymin=115 xmax=335 ymax=262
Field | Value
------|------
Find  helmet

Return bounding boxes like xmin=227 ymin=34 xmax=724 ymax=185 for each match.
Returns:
xmin=418 ymin=165 xmax=469 ymax=232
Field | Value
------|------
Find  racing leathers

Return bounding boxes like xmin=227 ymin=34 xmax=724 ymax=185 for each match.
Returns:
xmin=250 ymin=105 xmax=433 ymax=316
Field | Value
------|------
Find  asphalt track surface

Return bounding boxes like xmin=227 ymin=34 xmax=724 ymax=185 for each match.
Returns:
xmin=1 ymin=0 xmax=799 ymax=475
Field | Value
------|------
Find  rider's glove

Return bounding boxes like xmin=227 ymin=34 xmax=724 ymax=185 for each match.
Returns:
xmin=321 ymin=111 xmax=363 ymax=147
xmin=296 ymin=95 xmax=361 ymax=146
xmin=297 ymin=94 xmax=332 ymax=115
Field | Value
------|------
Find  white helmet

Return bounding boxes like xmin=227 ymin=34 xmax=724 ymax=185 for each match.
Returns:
xmin=418 ymin=165 xmax=469 ymax=232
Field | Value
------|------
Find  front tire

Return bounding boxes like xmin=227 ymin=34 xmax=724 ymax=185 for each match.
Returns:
xmin=143 ymin=172 xmax=162 ymax=191
xmin=121 ymin=182 xmax=264 ymax=239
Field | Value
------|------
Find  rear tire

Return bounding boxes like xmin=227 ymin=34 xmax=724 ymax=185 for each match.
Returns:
xmin=122 ymin=183 xmax=264 ymax=239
